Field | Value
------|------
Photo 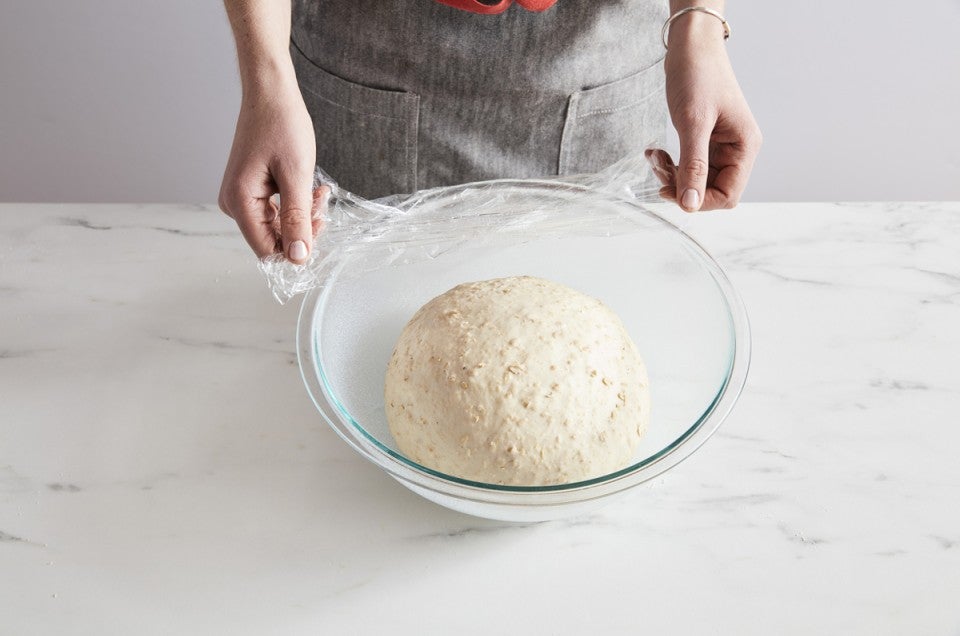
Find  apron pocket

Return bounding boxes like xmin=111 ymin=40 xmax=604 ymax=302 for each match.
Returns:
xmin=291 ymin=41 xmax=420 ymax=198
xmin=558 ymin=59 xmax=667 ymax=175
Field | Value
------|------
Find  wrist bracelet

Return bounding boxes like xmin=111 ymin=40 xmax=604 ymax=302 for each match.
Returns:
xmin=661 ymin=6 xmax=731 ymax=50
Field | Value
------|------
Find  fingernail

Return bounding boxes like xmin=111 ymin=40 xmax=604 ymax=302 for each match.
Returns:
xmin=681 ymin=188 xmax=700 ymax=211
xmin=288 ymin=240 xmax=308 ymax=262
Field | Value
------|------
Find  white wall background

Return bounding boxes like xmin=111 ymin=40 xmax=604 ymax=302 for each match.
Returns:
xmin=1 ymin=0 xmax=958 ymax=203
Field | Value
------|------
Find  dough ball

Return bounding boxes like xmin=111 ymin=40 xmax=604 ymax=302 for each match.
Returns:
xmin=384 ymin=276 xmax=649 ymax=486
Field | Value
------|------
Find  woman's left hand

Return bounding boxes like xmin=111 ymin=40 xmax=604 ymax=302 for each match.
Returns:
xmin=648 ymin=11 xmax=762 ymax=212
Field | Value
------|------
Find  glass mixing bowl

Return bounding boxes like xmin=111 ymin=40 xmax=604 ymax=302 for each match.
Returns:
xmin=297 ymin=180 xmax=750 ymax=522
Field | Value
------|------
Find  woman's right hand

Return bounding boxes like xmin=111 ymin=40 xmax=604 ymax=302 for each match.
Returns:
xmin=218 ymin=71 xmax=321 ymax=264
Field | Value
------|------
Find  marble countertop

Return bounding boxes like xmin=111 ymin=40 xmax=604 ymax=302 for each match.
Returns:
xmin=1 ymin=201 xmax=958 ymax=634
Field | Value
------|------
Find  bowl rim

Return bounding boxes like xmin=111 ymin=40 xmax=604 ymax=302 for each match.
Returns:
xmin=296 ymin=178 xmax=751 ymax=507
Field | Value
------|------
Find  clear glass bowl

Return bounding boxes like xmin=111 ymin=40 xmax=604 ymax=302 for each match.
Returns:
xmin=297 ymin=180 xmax=750 ymax=521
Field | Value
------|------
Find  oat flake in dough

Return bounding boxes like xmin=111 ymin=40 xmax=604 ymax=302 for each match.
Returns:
xmin=384 ymin=276 xmax=650 ymax=486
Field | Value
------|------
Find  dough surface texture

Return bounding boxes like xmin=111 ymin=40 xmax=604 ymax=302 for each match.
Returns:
xmin=384 ymin=276 xmax=649 ymax=486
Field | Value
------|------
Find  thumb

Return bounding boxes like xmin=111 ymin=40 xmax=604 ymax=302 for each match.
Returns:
xmin=676 ymin=119 xmax=712 ymax=212
xmin=276 ymin=167 xmax=314 ymax=264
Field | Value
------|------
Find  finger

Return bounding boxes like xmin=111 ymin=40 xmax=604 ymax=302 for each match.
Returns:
xmin=702 ymin=165 xmax=747 ymax=210
xmin=700 ymin=138 xmax=759 ymax=210
xmin=645 ymin=148 xmax=677 ymax=187
xmin=676 ymin=115 xmax=713 ymax=212
xmin=310 ymin=185 xmax=330 ymax=238
xmin=276 ymin=167 xmax=315 ymax=264
xmin=663 ymin=157 xmax=725 ymax=205
xmin=659 ymin=185 xmax=677 ymax=202
xmin=233 ymin=197 xmax=282 ymax=259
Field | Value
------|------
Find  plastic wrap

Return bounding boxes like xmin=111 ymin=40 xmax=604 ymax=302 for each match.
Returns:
xmin=259 ymin=149 xmax=664 ymax=304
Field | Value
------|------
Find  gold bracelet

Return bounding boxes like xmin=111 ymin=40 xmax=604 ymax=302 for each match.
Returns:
xmin=661 ymin=6 xmax=731 ymax=50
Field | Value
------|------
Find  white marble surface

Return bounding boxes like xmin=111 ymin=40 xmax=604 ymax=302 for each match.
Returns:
xmin=1 ymin=201 xmax=958 ymax=635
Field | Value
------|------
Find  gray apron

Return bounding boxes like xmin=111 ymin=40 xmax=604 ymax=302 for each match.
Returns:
xmin=291 ymin=0 xmax=668 ymax=198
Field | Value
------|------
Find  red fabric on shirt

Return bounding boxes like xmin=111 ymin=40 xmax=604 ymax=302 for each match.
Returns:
xmin=434 ymin=0 xmax=557 ymax=14
xmin=514 ymin=0 xmax=556 ymax=10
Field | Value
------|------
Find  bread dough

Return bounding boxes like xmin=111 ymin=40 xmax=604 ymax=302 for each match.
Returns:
xmin=384 ymin=276 xmax=649 ymax=486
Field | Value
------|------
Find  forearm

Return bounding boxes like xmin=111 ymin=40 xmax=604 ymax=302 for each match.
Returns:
xmin=655 ymin=0 xmax=760 ymax=212
xmin=669 ymin=0 xmax=723 ymax=11
xmin=223 ymin=0 xmax=296 ymax=95
xmin=666 ymin=1 xmax=728 ymax=51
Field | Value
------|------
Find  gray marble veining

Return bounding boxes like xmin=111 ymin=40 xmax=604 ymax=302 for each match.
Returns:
xmin=1 ymin=202 xmax=958 ymax=634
